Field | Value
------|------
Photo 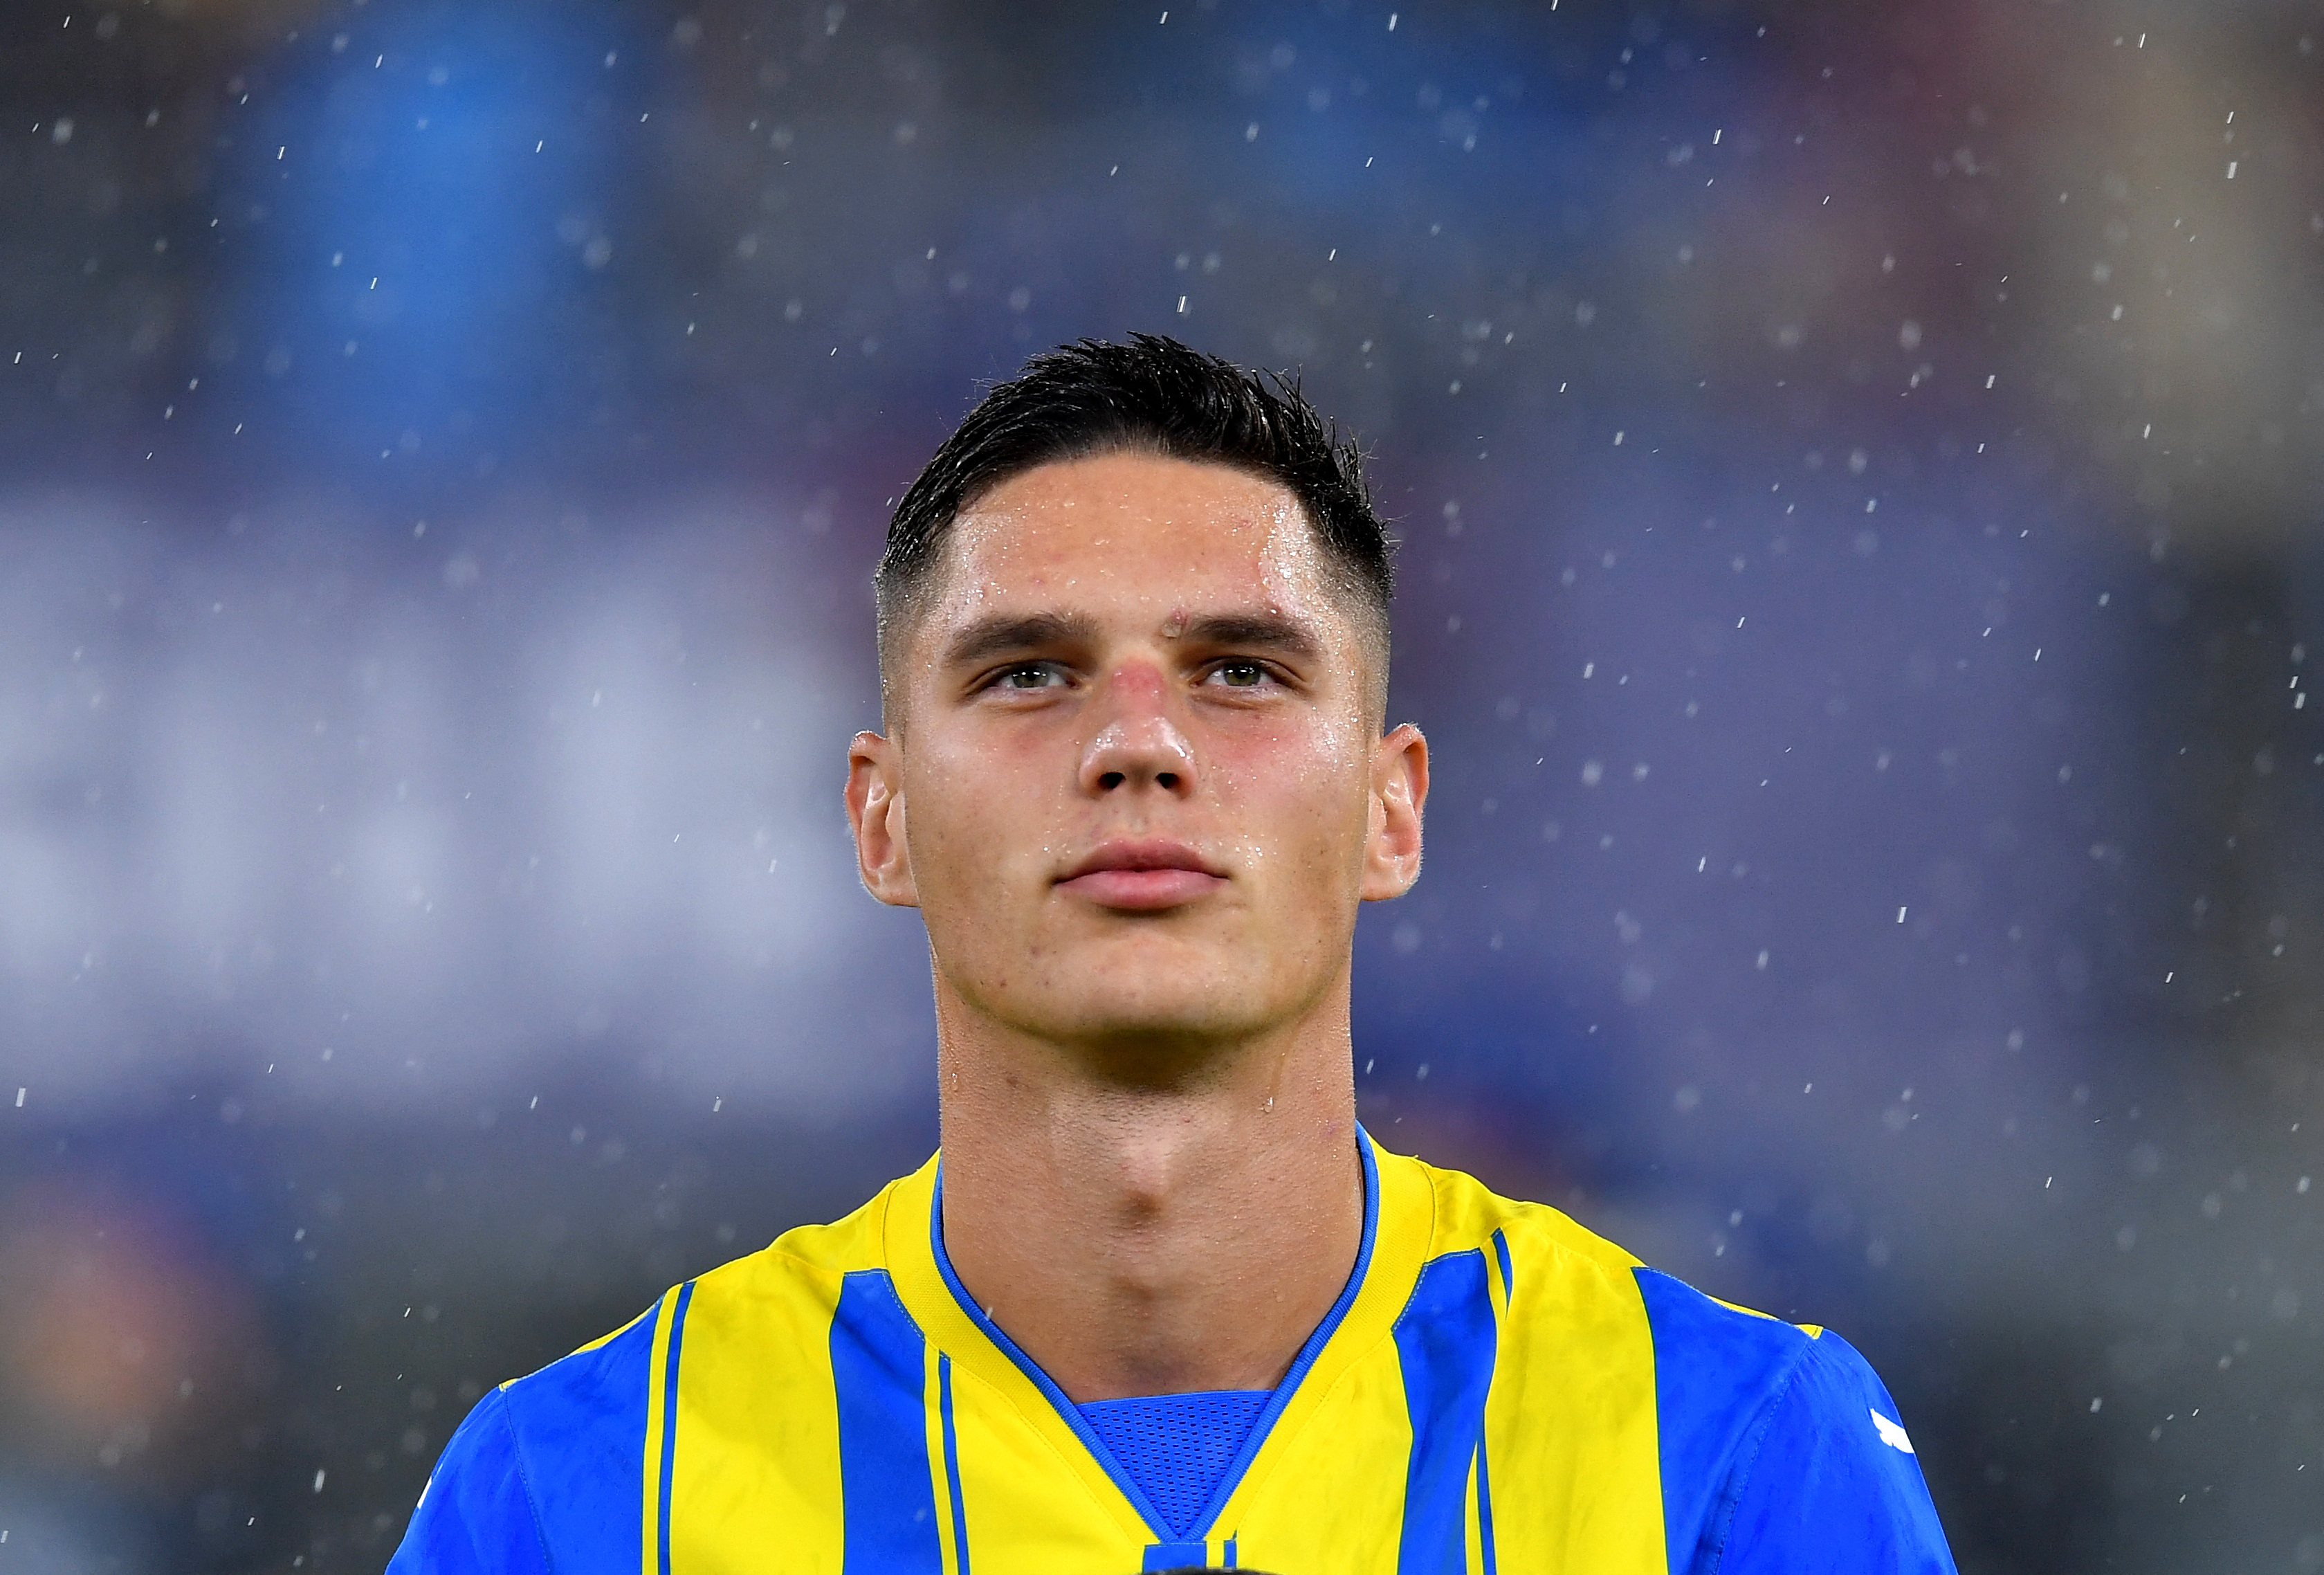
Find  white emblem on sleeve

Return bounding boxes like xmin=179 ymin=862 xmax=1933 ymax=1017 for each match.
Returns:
xmin=1869 ymin=1408 xmax=1915 ymax=1454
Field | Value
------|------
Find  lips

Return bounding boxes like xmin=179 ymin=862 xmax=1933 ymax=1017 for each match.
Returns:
xmin=1054 ymin=839 xmax=1227 ymax=911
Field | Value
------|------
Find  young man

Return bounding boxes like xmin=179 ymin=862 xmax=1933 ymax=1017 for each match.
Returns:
xmin=392 ymin=336 xmax=1956 ymax=1573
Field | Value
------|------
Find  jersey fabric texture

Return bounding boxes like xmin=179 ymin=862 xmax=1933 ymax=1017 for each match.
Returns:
xmin=390 ymin=1135 xmax=1957 ymax=1574
xmin=1076 ymin=1392 xmax=1272 ymax=1538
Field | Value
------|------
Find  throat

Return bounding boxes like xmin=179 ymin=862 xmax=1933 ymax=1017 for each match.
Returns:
xmin=931 ymin=1017 xmax=1368 ymax=1401
xmin=937 ymin=1124 xmax=1365 ymax=1399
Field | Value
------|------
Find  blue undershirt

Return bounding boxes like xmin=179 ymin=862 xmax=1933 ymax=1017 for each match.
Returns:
xmin=1076 ymin=1390 xmax=1274 ymax=1538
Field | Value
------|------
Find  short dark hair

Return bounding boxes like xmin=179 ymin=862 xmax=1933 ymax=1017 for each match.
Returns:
xmin=875 ymin=334 xmax=1394 ymax=689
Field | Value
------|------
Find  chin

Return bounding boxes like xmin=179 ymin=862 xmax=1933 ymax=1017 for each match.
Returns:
xmin=1056 ymin=994 xmax=1272 ymax=1047
xmin=1011 ymin=972 xmax=1295 ymax=1055
xmin=949 ymin=924 xmax=1334 ymax=1049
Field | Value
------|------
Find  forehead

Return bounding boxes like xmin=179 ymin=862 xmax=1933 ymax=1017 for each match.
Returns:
xmin=931 ymin=451 xmax=1333 ymax=621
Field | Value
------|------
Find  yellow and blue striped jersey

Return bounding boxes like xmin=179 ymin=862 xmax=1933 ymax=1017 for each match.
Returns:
xmin=392 ymin=1135 xmax=1955 ymax=1573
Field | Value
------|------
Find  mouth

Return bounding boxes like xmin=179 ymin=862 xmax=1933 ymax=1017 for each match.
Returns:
xmin=1054 ymin=839 xmax=1228 ymax=911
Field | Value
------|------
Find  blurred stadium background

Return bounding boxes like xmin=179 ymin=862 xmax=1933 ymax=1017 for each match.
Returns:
xmin=1 ymin=1 xmax=2320 ymax=1569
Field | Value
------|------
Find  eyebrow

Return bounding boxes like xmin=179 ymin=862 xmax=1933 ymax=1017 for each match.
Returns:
xmin=1174 ymin=611 xmax=1324 ymax=664
xmin=939 ymin=611 xmax=1102 ymax=669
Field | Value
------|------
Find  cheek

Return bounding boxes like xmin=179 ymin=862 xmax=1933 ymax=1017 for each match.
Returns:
xmin=1209 ymin=717 xmax=1374 ymax=866
xmin=903 ymin=734 xmax=1056 ymax=881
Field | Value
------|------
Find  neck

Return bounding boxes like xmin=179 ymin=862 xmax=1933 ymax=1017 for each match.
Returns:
xmin=932 ymin=979 xmax=1365 ymax=1405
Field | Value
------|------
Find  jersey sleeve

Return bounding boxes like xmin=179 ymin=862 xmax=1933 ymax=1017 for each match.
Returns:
xmin=386 ymin=1389 xmax=555 ymax=1575
xmin=1713 ymin=1331 xmax=1957 ymax=1575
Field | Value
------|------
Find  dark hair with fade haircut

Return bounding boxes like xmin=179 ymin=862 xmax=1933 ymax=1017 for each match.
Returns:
xmin=874 ymin=334 xmax=1395 ymax=685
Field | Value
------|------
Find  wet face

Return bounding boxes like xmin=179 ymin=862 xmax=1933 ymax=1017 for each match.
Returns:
xmin=845 ymin=451 xmax=1426 ymax=1064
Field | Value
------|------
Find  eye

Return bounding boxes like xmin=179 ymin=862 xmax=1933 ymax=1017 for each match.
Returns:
xmin=987 ymin=662 xmax=1068 ymax=693
xmin=1205 ymin=660 xmax=1273 ymax=689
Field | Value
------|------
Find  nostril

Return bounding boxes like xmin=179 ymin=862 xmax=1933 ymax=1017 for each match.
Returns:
xmin=1099 ymin=771 xmax=1125 ymax=791
xmin=1156 ymin=772 xmax=1180 ymax=790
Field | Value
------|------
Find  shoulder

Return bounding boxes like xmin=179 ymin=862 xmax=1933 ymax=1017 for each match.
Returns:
xmin=1397 ymin=1151 xmax=1815 ymax=1381
xmin=1394 ymin=1149 xmax=1647 ymax=1304
xmin=1387 ymin=1151 xmax=1667 ymax=1376
xmin=1633 ymin=1266 xmax=1823 ymax=1445
xmin=1398 ymin=1157 xmax=1815 ymax=1410
xmin=1629 ymin=1273 xmax=1953 ymax=1574
xmin=393 ymin=1176 xmax=911 ymax=1570
xmin=388 ymin=1387 xmax=550 ymax=1575
xmin=652 ymin=1169 xmax=899 ymax=1332
xmin=1708 ymin=1329 xmax=1956 ymax=1573
xmin=496 ymin=1171 xmax=902 ymax=1435
xmin=1396 ymin=1156 xmax=1951 ymax=1572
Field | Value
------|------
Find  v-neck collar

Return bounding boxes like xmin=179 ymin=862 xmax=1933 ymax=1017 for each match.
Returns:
xmin=881 ymin=1127 xmax=1428 ymax=1543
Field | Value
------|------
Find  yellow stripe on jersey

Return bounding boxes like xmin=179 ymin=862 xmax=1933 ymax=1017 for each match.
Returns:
xmin=639 ymin=1286 xmax=677 ymax=1575
xmin=1470 ymin=1198 xmax=1663 ymax=1574
xmin=664 ymin=1198 xmax=860 ymax=1572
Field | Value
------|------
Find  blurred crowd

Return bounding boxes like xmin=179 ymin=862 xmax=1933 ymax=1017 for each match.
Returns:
xmin=1 ymin=1 xmax=2318 ymax=1570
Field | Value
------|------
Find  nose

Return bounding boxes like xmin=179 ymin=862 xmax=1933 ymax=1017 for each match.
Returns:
xmin=1077 ymin=661 xmax=1196 ymax=799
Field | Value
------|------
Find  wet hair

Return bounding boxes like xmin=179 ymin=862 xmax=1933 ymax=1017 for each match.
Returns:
xmin=875 ymin=334 xmax=1393 ymax=697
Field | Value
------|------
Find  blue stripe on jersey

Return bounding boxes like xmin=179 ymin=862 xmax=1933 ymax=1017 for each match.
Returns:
xmin=1391 ymin=1248 xmax=1499 ymax=1575
xmin=832 ymin=1270 xmax=943 ymax=1575
xmin=657 ymin=1282 xmax=693 ymax=1575
xmin=937 ymin=1353 xmax=971 ymax=1575
xmin=1483 ymin=1216 xmax=1512 ymax=1574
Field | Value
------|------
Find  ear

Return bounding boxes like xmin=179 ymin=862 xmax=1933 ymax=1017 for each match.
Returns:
xmin=845 ymin=730 xmax=920 ymax=907
xmin=1360 ymin=722 xmax=1428 ymax=902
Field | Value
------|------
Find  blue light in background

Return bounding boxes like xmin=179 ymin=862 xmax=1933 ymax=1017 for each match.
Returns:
xmin=221 ymin=1 xmax=644 ymax=476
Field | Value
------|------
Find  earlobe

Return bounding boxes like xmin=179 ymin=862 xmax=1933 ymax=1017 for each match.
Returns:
xmin=1360 ymin=723 xmax=1428 ymax=902
xmin=845 ymin=731 xmax=920 ymax=907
